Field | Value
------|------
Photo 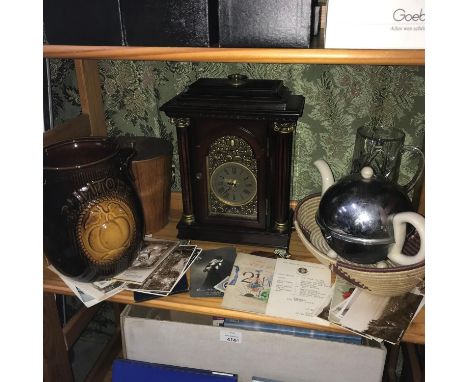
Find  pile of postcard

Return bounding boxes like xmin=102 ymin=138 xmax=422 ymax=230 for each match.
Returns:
xmin=221 ymin=252 xmax=425 ymax=344
xmin=221 ymin=253 xmax=332 ymax=327
xmin=49 ymin=238 xmax=201 ymax=308
xmin=327 ymin=276 xmax=424 ymax=344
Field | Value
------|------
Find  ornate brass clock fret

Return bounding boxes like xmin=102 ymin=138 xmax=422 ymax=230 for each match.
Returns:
xmin=207 ymin=135 xmax=257 ymax=218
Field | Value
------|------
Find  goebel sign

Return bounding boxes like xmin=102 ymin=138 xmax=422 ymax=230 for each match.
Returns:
xmin=324 ymin=0 xmax=425 ymax=49
xmin=393 ymin=8 xmax=425 ymax=22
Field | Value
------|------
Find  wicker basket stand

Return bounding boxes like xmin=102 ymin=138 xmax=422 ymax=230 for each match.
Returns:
xmin=294 ymin=194 xmax=425 ymax=297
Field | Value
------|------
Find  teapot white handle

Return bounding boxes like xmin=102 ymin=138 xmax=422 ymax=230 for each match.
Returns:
xmin=387 ymin=212 xmax=425 ymax=265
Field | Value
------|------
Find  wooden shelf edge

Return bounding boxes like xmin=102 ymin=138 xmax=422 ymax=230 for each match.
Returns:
xmin=43 ymin=268 xmax=425 ymax=345
xmin=43 ymin=45 xmax=424 ymax=65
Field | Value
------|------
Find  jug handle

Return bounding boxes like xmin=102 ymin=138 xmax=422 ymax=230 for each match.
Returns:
xmin=118 ymin=147 xmax=137 ymax=182
xmin=401 ymin=146 xmax=425 ymax=192
xmin=387 ymin=212 xmax=425 ymax=266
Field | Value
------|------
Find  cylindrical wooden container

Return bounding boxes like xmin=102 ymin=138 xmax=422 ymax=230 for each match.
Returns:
xmin=116 ymin=136 xmax=173 ymax=235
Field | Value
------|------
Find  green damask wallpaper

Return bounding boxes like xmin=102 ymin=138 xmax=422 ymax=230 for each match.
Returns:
xmin=49 ymin=59 xmax=424 ymax=200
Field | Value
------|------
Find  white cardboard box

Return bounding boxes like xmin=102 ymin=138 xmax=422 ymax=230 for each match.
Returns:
xmin=325 ymin=0 xmax=425 ymax=49
xmin=121 ymin=305 xmax=387 ymax=382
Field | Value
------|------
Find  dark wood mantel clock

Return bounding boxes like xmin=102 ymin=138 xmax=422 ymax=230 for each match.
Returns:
xmin=161 ymin=74 xmax=304 ymax=249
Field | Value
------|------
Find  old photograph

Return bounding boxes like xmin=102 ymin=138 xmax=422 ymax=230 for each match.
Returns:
xmin=189 ymin=247 xmax=237 ymax=297
xmin=49 ymin=265 xmax=126 ymax=307
xmin=332 ymin=278 xmax=425 ymax=344
xmin=114 ymin=238 xmax=180 ymax=283
xmin=128 ymin=245 xmax=198 ymax=295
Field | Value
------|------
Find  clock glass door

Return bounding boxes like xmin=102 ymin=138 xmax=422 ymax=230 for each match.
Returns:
xmin=207 ymin=136 xmax=258 ymax=221
xmin=190 ymin=119 xmax=268 ymax=230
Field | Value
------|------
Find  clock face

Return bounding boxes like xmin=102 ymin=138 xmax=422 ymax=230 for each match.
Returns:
xmin=210 ymin=162 xmax=257 ymax=207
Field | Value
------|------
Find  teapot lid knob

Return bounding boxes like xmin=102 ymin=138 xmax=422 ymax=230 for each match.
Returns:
xmin=361 ymin=166 xmax=374 ymax=179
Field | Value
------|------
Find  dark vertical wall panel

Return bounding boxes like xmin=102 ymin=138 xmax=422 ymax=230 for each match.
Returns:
xmin=43 ymin=0 xmax=123 ymax=46
xmin=218 ymin=0 xmax=315 ymax=48
xmin=120 ymin=0 xmax=210 ymax=47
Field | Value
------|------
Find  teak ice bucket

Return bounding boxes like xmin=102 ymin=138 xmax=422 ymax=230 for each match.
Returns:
xmin=116 ymin=136 xmax=173 ymax=235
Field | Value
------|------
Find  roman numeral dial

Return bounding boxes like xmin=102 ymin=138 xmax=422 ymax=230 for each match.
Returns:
xmin=210 ymin=162 xmax=257 ymax=207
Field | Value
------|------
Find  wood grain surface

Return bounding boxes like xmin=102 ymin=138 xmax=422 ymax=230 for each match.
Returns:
xmin=74 ymin=59 xmax=107 ymax=136
xmin=131 ymin=154 xmax=171 ymax=234
xmin=43 ymin=46 xmax=425 ymax=65
xmin=43 ymin=114 xmax=91 ymax=147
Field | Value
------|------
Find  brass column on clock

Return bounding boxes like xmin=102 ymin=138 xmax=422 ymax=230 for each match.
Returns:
xmin=171 ymin=117 xmax=195 ymax=224
xmin=161 ymin=74 xmax=305 ymax=249
xmin=272 ymin=121 xmax=296 ymax=233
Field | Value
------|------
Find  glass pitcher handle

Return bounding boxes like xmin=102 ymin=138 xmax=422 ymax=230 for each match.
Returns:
xmin=401 ymin=145 xmax=424 ymax=192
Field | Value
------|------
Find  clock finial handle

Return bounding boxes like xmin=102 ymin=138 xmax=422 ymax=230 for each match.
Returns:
xmin=227 ymin=74 xmax=248 ymax=86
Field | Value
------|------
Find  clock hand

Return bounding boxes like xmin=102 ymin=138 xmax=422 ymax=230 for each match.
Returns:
xmin=226 ymin=179 xmax=238 ymax=187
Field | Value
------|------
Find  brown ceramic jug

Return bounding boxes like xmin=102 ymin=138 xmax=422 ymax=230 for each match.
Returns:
xmin=43 ymin=137 xmax=144 ymax=282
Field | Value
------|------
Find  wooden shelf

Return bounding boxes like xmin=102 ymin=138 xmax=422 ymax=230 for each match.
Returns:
xmin=43 ymin=192 xmax=425 ymax=345
xmin=43 ymin=45 xmax=424 ymax=65
xmin=43 ymin=24 xmax=425 ymax=379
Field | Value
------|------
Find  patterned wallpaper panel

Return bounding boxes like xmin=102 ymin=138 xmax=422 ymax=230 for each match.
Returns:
xmin=49 ymin=59 xmax=425 ymax=200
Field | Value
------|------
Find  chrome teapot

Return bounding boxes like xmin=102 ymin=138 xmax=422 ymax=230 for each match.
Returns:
xmin=314 ymin=159 xmax=425 ymax=265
